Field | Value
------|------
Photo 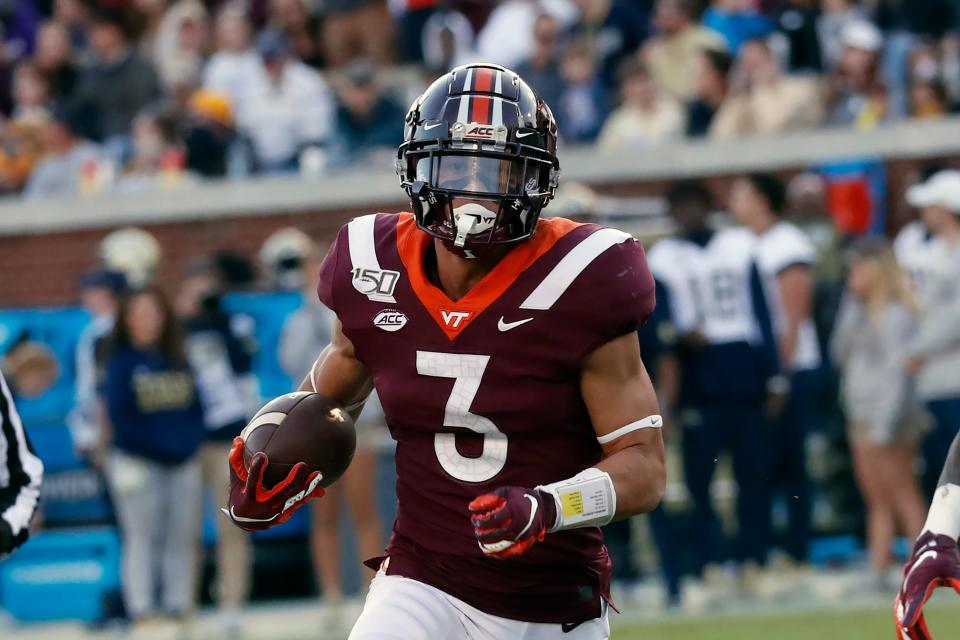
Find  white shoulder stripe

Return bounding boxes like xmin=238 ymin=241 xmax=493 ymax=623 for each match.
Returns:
xmin=492 ymin=72 xmax=504 ymax=126
xmin=347 ymin=214 xmax=397 ymax=303
xmin=520 ymin=228 xmax=633 ymax=311
xmin=347 ymin=214 xmax=381 ymax=272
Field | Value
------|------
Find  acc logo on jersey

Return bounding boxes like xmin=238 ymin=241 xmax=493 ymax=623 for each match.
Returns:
xmin=373 ymin=310 xmax=408 ymax=332
xmin=352 ymin=267 xmax=400 ymax=302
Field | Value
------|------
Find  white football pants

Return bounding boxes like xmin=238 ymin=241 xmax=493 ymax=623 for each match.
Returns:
xmin=348 ymin=571 xmax=610 ymax=640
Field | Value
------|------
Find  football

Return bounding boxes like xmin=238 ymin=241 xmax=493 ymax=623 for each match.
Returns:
xmin=241 ymin=392 xmax=356 ymax=489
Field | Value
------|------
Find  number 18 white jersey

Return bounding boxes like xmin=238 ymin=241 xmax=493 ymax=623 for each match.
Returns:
xmin=648 ymin=227 xmax=765 ymax=347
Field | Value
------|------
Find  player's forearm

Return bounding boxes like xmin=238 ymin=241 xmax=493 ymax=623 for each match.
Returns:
xmin=535 ymin=421 xmax=664 ymax=533
xmin=923 ymin=432 xmax=960 ymax=540
xmin=299 ymin=337 xmax=374 ymax=423
xmin=299 ymin=363 xmax=371 ymax=423
xmin=298 ymin=374 xmax=365 ymax=422
xmin=595 ymin=434 xmax=666 ymax=517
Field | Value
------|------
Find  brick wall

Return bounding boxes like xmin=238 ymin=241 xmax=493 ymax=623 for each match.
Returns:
xmin=0 ymin=202 xmax=402 ymax=308
xmin=0 ymin=155 xmax=948 ymax=308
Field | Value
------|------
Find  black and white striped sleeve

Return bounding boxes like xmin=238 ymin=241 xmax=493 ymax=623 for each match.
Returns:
xmin=0 ymin=371 xmax=43 ymax=555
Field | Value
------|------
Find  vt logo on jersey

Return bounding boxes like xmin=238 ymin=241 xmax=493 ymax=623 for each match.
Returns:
xmin=440 ymin=310 xmax=471 ymax=331
xmin=352 ymin=267 xmax=400 ymax=302
xmin=373 ymin=310 xmax=408 ymax=332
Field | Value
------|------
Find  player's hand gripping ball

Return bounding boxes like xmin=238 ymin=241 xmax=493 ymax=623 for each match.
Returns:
xmin=895 ymin=530 xmax=960 ymax=640
xmin=468 ymin=486 xmax=558 ymax=559
xmin=223 ymin=392 xmax=356 ymax=531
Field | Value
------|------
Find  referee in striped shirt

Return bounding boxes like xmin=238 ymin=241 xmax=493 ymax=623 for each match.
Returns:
xmin=0 ymin=370 xmax=43 ymax=557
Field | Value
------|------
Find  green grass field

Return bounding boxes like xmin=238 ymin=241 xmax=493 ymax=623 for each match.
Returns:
xmin=611 ymin=605 xmax=960 ymax=640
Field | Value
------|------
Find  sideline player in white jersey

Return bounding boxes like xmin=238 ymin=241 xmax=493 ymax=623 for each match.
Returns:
xmin=730 ymin=173 xmax=820 ymax=564
xmin=901 ymin=171 xmax=960 ymax=500
xmin=894 ymin=214 xmax=945 ymax=298
xmin=647 ymin=180 xmax=781 ymax=577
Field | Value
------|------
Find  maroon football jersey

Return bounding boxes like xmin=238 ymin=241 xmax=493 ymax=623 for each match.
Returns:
xmin=317 ymin=212 xmax=655 ymax=624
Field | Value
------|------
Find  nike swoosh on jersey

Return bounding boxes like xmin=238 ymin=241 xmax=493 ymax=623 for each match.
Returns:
xmin=516 ymin=131 xmax=536 ymax=138
xmin=498 ymin=316 xmax=534 ymax=332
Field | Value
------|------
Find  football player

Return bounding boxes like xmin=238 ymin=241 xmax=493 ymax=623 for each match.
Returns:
xmin=226 ymin=64 xmax=665 ymax=638
xmin=895 ymin=431 xmax=960 ymax=639
xmin=647 ymin=180 xmax=780 ymax=578
xmin=730 ymin=173 xmax=820 ymax=564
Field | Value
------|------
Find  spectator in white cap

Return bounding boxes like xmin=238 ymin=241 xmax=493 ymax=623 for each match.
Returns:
xmin=816 ymin=0 xmax=868 ymax=71
xmin=903 ymin=170 xmax=960 ymax=499
xmin=825 ymin=20 xmax=887 ymax=128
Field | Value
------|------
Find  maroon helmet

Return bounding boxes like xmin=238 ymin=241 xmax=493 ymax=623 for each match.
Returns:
xmin=396 ymin=63 xmax=560 ymax=252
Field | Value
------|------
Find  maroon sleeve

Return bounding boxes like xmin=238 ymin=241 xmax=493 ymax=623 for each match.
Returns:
xmin=574 ymin=238 xmax=656 ymax=360
xmin=316 ymin=224 xmax=348 ymax=313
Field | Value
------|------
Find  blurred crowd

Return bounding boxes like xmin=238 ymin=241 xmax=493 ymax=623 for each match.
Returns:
xmin=633 ymin=165 xmax=960 ymax=606
xmin=0 ymin=0 xmax=957 ymax=198
xmin=1 ymin=226 xmax=389 ymax=635
xmin=4 ymin=163 xmax=960 ymax=632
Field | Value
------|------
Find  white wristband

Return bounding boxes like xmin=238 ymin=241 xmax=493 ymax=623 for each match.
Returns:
xmin=537 ymin=467 xmax=616 ymax=533
xmin=923 ymin=483 xmax=960 ymax=540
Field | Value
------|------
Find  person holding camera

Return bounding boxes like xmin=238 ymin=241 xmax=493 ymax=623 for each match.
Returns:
xmin=177 ymin=261 xmax=258 ymax=633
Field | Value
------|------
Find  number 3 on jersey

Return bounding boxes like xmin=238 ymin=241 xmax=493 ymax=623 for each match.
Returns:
xmin=416 ymin=351 xmax=506 ymax=483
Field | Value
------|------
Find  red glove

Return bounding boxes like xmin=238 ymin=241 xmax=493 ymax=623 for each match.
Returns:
xmin=468 ymin=486 xmax=557 ymax=559
xmin=895 ymin=531 xmax=960 ymax=639
xmin=222 ymin=437 xmax=325 ymax=532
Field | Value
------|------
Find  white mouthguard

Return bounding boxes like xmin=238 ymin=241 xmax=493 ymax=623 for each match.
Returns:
xmin=452 ymin=203 xmax=495 ymax=248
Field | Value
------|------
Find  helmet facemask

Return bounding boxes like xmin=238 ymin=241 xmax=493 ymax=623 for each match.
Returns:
xmin=399 ymin=142 xmax=558 ymax=253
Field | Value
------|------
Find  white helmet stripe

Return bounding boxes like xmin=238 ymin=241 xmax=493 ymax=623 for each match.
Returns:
xmin=492 ymin=71 xmax=504 ymax=126
xmin=457 ymin=68 xmax=473 ymax=124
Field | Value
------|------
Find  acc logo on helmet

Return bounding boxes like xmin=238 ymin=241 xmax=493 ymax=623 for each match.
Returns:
xmin=465 ymin=124 xmax=496 ymax=139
